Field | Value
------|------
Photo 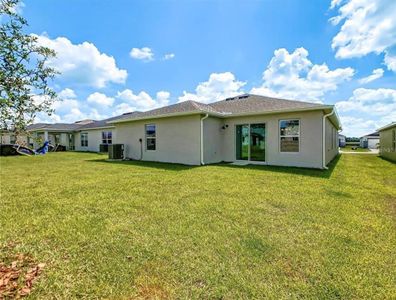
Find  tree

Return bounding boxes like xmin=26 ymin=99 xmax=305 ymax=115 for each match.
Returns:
xmin=0 ymin=0 xmax=58 ymax=138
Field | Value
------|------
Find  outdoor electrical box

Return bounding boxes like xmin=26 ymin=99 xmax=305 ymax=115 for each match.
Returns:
xmin=108 ymin=144 xmax=124 ymax=159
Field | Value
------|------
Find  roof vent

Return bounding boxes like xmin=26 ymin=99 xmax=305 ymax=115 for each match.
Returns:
xmin=238 ymin=95 xmax=249 ymax=99
xmin=225 ymin=97 xmax=235 ymax=101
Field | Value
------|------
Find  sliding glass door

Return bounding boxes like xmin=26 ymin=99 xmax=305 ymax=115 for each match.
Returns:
xmin=236 ymin=125 xmax=249 ymax=160
xmin=236 ymin=123 xmax=265 ymax=162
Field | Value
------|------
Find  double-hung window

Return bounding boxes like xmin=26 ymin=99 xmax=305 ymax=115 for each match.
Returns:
xmin=102 ymin=131 xmax=112 ymax=144
xmin=279 ymin=119 xmax=300 ymax=152
xmin=81 ymin=133 xmax=88 ymax=147
xmin=145 ymin=124 xmax=156 ymax=150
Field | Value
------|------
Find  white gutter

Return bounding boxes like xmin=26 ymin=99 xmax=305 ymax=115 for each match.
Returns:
xmin=200 ymin=114 xmax=209 ymax=165
xmin=322 ymin=108 xmax=335 ymax=170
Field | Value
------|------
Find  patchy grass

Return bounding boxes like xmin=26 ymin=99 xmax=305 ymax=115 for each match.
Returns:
xmin=0 ymin=152 xmax=395 ymax=299
xmin=341 ymin=145 xmax=371 ymax=152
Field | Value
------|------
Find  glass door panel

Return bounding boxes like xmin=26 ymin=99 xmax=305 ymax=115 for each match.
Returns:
xmin=236 ymin=124 xmax=249 ymax=160
xmin=250 ymin=124 xmax=265 ymax=161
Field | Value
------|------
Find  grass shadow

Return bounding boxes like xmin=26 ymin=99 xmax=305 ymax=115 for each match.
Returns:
xmin=216 ymin=154 xmax=341 ymax=179
xmin=86 ymin=154 xmax=341 ymax=178
xmin=85 ymin=158 xmax=200 ymax=171
xmin=377 ymin=156 xmax=396 ymax=164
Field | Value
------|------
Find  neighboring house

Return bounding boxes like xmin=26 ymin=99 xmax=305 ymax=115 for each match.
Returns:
xmin=110 ymin=94 xmax=341 ymax=169
xmin=339 ymin=134 xmax=346 ymax=147
xmin=378 ymin=122 xmax=396 ymax=162
xmin=359 ymin=132 xmax=380 ymax=149
xmin=26 ymin=114 xmax=138 ymax=152
xmin=0 ymin=130 xmax=28 ymax=145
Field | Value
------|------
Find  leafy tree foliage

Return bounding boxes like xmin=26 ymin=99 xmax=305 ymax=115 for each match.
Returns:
xmin=0 ymin=0 xmax=58 ymax=136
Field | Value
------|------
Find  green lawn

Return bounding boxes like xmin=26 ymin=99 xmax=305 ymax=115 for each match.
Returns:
xmin=1 ymin=153 xmax=395 ymax=299
xmin=341 ymin=145 xmax=371 ymax=152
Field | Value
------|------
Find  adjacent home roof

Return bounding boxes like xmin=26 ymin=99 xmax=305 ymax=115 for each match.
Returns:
xmin=110 ymin=94 xmax=335 ymax=124
xmin=377 ymin=122 xmax=396 ymax=132
xmin=27 ymin=123 xmax=82 ymax=131
xmin=27 ymin=94 xmax=341 ymax=131
xmin=360 ymin=131 xmax=380 ymax=138
xmin=27 ymin=112 xmax=139 ymax=132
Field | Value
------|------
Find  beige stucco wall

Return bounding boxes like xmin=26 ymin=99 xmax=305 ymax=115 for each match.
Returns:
xmin=325 ymin=117 xmax=339 ymax=165
xmin=115 ymin=115 xmax=201 ymax=165
xmin=203 ymin=117 xmax=224 ymax=164
xmin=219 ymin=110 xmax=325 ymax=169
xmin=379 ymin=126 xmax=396 ymax=162
xmin=75 ymin=128 xmax=115 ymax=152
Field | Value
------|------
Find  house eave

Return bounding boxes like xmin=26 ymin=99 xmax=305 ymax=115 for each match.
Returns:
xmin=109 ymin=105 xmax=338 ymax=125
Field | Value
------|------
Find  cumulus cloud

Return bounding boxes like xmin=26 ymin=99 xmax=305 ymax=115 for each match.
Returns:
xmin=178 ymin=72 xmax=246 ymax=103
xmin=35 ymin=35 xmax=127 ymax=88
xmin=251 ymin=47 xmax=354 ymax=102
xmin=330 ymin=0 xmax=396 ymax=72
xmin=163 ymin=53 xmax=175 ymax=60
xmin=117 ymin=89 xmax=170 ymax=111
xmin=384 ymin=50 xmax=396 ymax=72
xmin=336 ymin=88 xmax=396 ymax=116
xmin=58 ymin=88 xmax=76 ymax=99
xmin=87 ymin=92 xmax=115 ymax=107
xmin=358 ymin=68 xmax=384 ymax=84
xmin=130 ymin=47 xmax=154 ymax=61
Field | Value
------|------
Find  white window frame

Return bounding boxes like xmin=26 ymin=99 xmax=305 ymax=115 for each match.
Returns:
xmin=145 ymin=124 xmax=156 ymax=151
xmin=81 ymin=132 xmax=88 ymax=147
xmin=279 ymin=119 xmax=300 ymax=153
xmin=101 ymin=131 xmax=112 ymax=145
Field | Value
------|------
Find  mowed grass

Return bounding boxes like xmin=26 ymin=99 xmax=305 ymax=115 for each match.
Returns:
xmin=341 ymin=145 xmax=371 ymax=152
xmin=0 ymin=153 xmax=395 ymax=299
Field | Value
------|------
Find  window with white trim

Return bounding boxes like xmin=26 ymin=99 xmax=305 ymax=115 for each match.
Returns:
xmin=279 ymin=119 xmax=300 ymax=152
xmin=102 ymin=131 xmax=112 ymax=144
xmin=145 ymin=124 xmax=156 ymax=150
xmin=81 ymin=133 xmax=88 ymax=147
xmin=392 ymin=129 xmax=396 ymax=152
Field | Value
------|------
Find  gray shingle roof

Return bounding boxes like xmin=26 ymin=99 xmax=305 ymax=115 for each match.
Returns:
xmin=27 ymin=112 xmax=141 ymax=132
xmin=208 ymin=94 xmax=323 ymax=114
xmin=27 ymin=123 xmax=82 ymax=131
xmin=111 ymin=94 xmax=327 ymax=123
xmin=109 ymin=100 xmax=219 ymax=123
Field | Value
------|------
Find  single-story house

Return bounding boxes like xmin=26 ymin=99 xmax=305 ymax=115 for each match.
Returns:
xmin=3 ymin=94 xmax=341 ymax=169
xmin=359 ymin=132 xmax=380 ymax=149
xmin=0 ymin=130 xmax=28 ymax=145
xmin=339 ymin=134 xmax=346 ymax=147
xmin=26 ymin=114 xmax=137 ymax=151
xmin=110 ymin=94 xmax=341 ymax=169
xmin=378 ymin=122 xmax=396 ymax=162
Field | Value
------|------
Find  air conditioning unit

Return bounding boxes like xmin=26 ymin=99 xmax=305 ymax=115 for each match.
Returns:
xmin=99 ymin=144 xmax=109 ymax=153
xmin=108 ymin=144 xmax=124 ymax=159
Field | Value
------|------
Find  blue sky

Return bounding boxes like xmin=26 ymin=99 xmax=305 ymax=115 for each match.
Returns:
xmin=21 ymin=0 xmax=396 ymax=136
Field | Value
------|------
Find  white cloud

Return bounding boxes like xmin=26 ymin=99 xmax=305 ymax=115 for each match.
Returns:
xmin=336 ymin=88 xmax=396 ymax=116
xmin=178 ymin=72 xmax=246 ymax=103
xmin=129 ymin=47 xmax=154 ymax=61
xmin=35 ymin=35 xmax=127 ymax=88
xmin=330 ymin=0 xmax=396 ymax=71
xmin=87 ymin=92 xmax=115 ymax=107
xmin=117 ymin=89 xmax=170 ymax=111
xmin=251 ymin=47 xmax=354 ymax=102
xmin=358 ymin=68 xmax=384 ymax=84
xmin=384 ymin=50 xmax=396 ymax=72
xmin=339 ymin=116 xmax=380 ymax=137
xmin=163 ymin=53 xmax=175 ymax=60
xmin=58 ymin=88 xmax=76 ymax=99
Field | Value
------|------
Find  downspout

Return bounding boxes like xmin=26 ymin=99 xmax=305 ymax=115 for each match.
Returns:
xmin=322 ymin=108 xmax=335 ymax=169
xmin=200 ymin=114 xmax=209 ymax=165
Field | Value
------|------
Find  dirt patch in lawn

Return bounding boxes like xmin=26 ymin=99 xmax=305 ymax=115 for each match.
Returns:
xmin=0 ymin=242 xmax=45 ymax=299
